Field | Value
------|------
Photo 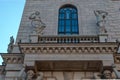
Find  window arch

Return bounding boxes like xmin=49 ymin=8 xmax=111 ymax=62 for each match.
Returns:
xmin=58 ymin=5 xmax=79 ymax=35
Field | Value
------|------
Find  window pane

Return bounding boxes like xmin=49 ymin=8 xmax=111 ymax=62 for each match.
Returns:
xmin=72 ymin=9 xmax=77 ymax=13
xmin=72 ymin=26 xmax=78 ymax=32
xmin=66 ymin=9 xmax=71 ymax=19
xmin=59 ymin=25 xmax=64 ymax=32
xmin=59 ymin=14 xmax=65 ymax=19
xmin=72 ymin=20 xmax=75 ymax=25
xmin=58 ymin=5 xmax=79 ymax=35
xmin=66 ymin=20 xmax=71 ymax=26
xmin=72 ymin=20 xmax=77 ymax=25
xmin=72 ymin=14 xmax=77 ymax=19
xmin=66 ymin=25 xmax=71 ymax=32
xmin=59 ymin=20 xmax=65 ymax=26
xmin=60 ymin=9 xmax=65 ymax=13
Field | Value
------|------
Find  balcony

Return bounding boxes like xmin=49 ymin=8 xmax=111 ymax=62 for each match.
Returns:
xmin=17 ymin=41 xmax=119 ymax=67
xmin=18 ymin=36 xmax=118 ymax=67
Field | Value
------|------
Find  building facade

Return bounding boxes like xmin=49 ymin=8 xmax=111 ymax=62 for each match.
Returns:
xmin=1 ymin=0 xmax=120 ymax=80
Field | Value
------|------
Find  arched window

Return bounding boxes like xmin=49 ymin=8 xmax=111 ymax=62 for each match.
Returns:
xmin=58 ymin=5 xmax=79 ymax=35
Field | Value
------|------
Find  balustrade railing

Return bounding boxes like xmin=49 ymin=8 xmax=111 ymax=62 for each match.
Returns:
xmin=38 ymin=35 xmax=99 ymax=43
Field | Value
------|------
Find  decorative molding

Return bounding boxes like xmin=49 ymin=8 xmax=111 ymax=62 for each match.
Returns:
xmin=1 ymin=53 xmax=24 ymax=64
xmin=19 ymin=42 xmax=118 ymax=54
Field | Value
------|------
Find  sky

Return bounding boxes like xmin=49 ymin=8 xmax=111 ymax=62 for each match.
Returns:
xmin=0 ymin=0 xmax=25 ymax=65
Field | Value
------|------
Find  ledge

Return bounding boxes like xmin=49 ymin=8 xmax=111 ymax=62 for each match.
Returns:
xmin=0 ymin=53 xmax=24 ymax=64
xmin=18 ymin=42 xmax=118 ymax=54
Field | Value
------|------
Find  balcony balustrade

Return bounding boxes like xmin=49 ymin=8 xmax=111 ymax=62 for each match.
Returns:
xmin=38 ymin=35 xmax=99 ymax=43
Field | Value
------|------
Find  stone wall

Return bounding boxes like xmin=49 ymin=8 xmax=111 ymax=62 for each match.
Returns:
xmin=16 ymin=0 xmax=120 ymax=42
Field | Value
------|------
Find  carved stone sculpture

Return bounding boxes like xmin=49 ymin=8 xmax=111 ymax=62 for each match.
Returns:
xmin=26 ymin=70 xmax=35 ymax=80
xmin=112 ymin=64 xmax=120 ymax=79
xmin=7 ymin=36 xmax=14 ymax=53
xmin=36 ymin=72 xmax=43 ymax=80
xmin=94 ymin=10 xmax=108 ymax=34
xmin=18 ymin=64 xmax=26 ymax=80
xmin=29 ymin=11 xmax=46 ymax=35
xmin=102 ymin=69 xmax=112 ymax=79
xmin=93 ymin=73 xmax=101 ymax=79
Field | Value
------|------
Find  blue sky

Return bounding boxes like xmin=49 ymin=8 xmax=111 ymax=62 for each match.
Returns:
xmin=0 ymin=0 xmax=25 ymax=64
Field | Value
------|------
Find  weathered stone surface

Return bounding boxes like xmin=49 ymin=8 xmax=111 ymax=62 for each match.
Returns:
xmin=1 ymin=0 xmax=120 ymax=80
xmin=16 ymin=0 xmax=120 ymax=43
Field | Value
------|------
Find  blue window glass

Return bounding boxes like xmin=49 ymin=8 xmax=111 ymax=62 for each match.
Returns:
xmin=58 ymin=5 xmax=79 ymax=35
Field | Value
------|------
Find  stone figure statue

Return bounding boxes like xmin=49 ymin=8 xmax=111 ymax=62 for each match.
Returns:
xmin=36 ymin=72 xmax=43 ymax=80
xmin=93 ymin=73 xmax=101 ymax=79
xmin=26 ymin=70 xmax=35 ymax=80
xmin=29 ymin=11 xmax=46 ymax=35
xmin=7 ymin=36 xmax=14 ymax=53
xmin=102 ymin=69 xmax=112 ymax=79
xmin=112 ymin=64 xmax=120 ymax=79
xmin=18 ymin=64 xmax=26 ymax=80
xmin=94 ymin=10 xmax=108 ymax=34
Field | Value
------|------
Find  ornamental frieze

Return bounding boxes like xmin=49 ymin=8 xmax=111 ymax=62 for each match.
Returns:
xmin=19 ymin=43 xmax=118 ymax=54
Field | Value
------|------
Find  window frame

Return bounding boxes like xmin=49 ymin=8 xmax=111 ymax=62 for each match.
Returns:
xmin=58 ymin=5 xmax=79 ymax=35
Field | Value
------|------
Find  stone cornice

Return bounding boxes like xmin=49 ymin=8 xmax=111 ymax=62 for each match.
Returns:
xmin=1 ymin=53 xmax=24 ymax=64
xmin=18 ymin=42 xmax=118 ymax=54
